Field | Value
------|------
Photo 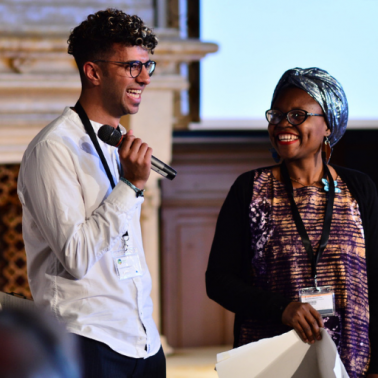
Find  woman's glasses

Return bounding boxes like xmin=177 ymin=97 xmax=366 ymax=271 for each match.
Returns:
xmin=265 ymin=109 xmax=324 ymax=126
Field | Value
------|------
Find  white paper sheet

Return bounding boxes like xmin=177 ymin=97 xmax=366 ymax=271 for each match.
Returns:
xmin=216 ymin=329 xmax=349 ymax=378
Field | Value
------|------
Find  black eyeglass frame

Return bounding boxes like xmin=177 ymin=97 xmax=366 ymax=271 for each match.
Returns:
xmin=265 ymin=109 xmax=324 ymax=126
xmin=92 ymin=60 xmax=156 ymax=78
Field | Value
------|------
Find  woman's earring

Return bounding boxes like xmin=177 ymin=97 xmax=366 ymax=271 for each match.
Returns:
xmin=322 ymin=136 xmax=332 ymax=163
xmin=270 ymin=148 xmax=281 ymax=163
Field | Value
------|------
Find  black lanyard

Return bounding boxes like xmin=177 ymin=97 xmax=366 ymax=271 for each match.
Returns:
xmin=75 ymin=102 xmax=131 ymax=239
xmin=75 ymin=101 xmax=116 ymax=189
xmin=280 ymin=162 xmax=335 ymax=284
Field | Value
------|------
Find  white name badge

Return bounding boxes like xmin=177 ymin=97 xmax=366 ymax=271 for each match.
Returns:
xmin=299 ymin=286 xmax=335 ymax=317
xmin=113 ymin=253 xmax=143 ymax=280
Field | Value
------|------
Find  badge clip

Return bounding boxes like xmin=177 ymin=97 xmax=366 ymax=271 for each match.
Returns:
xmin=314 ymin=275 xmax=321 ymax=292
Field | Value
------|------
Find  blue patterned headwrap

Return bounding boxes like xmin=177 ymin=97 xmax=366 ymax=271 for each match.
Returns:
xmin=271 ymin=67 xmax=348 ymax=147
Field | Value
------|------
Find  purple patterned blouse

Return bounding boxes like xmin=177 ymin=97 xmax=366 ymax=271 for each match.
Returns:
xmin=238 ymin=169 xmax=370 ymax=378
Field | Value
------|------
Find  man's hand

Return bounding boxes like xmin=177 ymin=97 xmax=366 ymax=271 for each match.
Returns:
xmin=282 ymin=301 xmax=324 ymax=344
xmin=118 ymin=129 xmax=152 ymax=189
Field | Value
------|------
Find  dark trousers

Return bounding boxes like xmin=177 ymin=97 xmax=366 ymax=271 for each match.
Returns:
xmin=76 ymin=335 xmax=166 ymax=378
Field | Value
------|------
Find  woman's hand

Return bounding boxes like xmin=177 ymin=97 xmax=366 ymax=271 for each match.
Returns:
xmin=282 ymin=301 xmax=324 ymax=344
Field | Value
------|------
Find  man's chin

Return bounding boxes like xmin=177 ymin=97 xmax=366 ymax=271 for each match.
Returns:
xmin=125 ymin=103 xmax=140 ymax=115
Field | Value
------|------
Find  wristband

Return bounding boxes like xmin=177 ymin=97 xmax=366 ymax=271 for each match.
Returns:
xmin=119 ymin=177 xmax=145 ymax=198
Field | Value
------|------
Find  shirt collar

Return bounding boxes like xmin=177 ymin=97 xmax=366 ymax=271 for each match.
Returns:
xmin=64 ymin=107 xmax=127 ymax=135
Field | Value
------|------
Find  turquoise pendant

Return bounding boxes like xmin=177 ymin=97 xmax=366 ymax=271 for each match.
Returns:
xmin=322 ymin=178 xmax=341 ymax=193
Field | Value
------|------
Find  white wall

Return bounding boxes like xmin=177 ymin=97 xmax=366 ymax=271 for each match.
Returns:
xmin=200 ymin=0 xmax=378 ymax=128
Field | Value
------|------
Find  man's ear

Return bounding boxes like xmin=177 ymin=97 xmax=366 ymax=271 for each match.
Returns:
xmin=82 ymin=62 xmax=101 ymax=86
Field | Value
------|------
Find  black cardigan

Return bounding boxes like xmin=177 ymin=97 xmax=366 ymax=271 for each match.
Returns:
xmin=206 ymin=165 xmax=378 ymax=373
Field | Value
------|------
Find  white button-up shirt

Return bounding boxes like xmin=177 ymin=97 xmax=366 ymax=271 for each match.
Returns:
xmin=17 ymin=107 xmax=160 ymax=358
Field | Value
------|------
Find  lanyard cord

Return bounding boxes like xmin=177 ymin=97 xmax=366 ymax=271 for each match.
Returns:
xmin=280 ymin=162 xmax=335 ymax=281
xmin=75 ymin=101 xmax=116 ymax=189
xmin=74 ymin=102 xmax=131 ymax=238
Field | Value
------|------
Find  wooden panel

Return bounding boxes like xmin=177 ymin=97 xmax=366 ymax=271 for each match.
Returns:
xmin=161 ymin=132 xmax=272 ymax=347
xmin=161 ymin=207 xmax=233 ymax=347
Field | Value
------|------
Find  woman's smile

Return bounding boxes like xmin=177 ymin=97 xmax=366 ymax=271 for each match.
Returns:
xmin=276 ymin=132 xmax=299 ymax=144
xmin=268 ymin=87 xmax=329 ymax=161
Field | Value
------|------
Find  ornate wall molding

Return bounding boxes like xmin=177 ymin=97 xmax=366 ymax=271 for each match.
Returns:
xmin=0 ymin=1 xmax=153 ymax=35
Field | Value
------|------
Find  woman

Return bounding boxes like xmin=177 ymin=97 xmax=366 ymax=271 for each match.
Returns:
xmin=206 ymin=67 xmax=378 ymax=378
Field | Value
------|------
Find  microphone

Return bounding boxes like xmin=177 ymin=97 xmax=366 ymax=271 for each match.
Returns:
xmin=97 ymin=125 xmax=177 ymax=180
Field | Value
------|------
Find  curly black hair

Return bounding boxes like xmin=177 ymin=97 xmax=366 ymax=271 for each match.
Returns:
xmin=68 ymin=8 xmax=158 ymax=75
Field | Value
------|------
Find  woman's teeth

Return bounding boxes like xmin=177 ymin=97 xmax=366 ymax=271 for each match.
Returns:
xmin=278 ymin=134 xmax=299 ymax=141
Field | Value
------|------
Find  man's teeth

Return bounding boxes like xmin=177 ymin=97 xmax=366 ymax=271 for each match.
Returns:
xmin=127 ymin=89 xmax=141 ymax=98
xmin=278 ymin=134 xmax=299 ymax=141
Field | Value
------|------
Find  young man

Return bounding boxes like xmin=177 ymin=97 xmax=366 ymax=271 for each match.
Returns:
xmin=17 ymin=9 xmax=165 ymax=377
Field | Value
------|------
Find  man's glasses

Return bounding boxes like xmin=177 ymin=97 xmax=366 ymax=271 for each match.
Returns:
xmin=265 ymin=109 xmax=324 ymax=126
xmin=93 ymin=60 xmax=156 ymax=78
